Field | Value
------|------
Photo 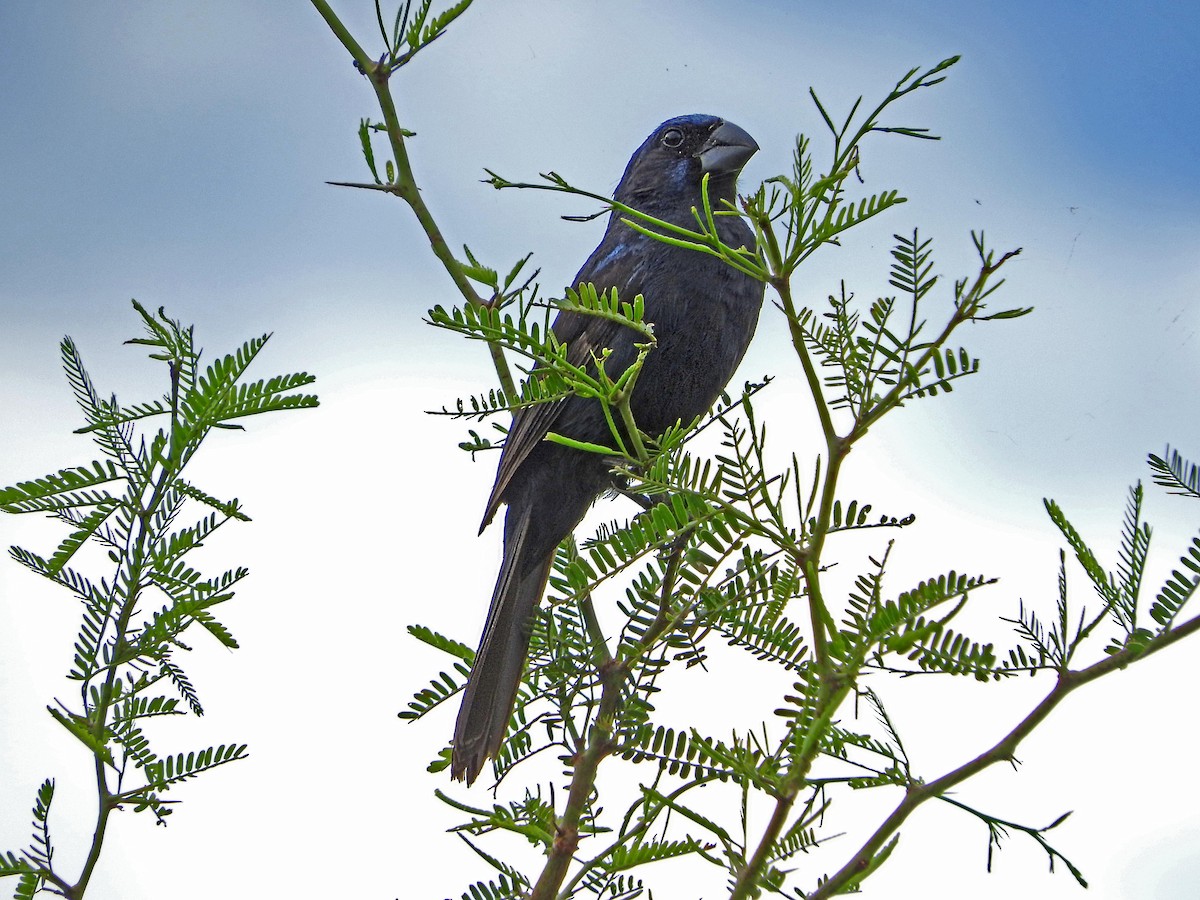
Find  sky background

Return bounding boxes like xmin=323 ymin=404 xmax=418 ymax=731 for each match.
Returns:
xmin=2 ymin=2 xmax=1199 ymax=898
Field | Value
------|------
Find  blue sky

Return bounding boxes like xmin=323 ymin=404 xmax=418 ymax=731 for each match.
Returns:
xmin=2 ymin=3 xmax=1199 ymax=899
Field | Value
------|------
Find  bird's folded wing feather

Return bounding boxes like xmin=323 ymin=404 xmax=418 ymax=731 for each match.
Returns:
xmin=479 ymin=239 xmax=644 ymax=531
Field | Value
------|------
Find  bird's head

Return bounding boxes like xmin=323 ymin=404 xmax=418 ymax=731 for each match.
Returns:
xmin=614 ymin=114 xmax=759 ymax=210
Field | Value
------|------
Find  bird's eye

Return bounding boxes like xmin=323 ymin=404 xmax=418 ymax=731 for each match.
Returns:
xmin=660 ymin=128 xmax=684 ymax=149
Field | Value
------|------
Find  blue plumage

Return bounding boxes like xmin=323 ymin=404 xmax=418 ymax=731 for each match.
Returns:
xmin=452 ymin=115 xmax=765 ymax=784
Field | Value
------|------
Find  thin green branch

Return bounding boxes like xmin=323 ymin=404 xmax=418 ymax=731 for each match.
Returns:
xmin=559 ymin=776 xmax=722 ymax=897
xmin=806 ymin=610 xmax=1200 ymax=899
xmin=308 ymin=0 xmax=516 ymax=397
xmin=730 ymin=678 xmax=854 ymax=899
xmin=856 ymin=241 xmax=1020 ymax=436
xmin=2 ymin=304 xmax=314 ymax=897
xmin=531 ymin=660 xmax=624 ymax=900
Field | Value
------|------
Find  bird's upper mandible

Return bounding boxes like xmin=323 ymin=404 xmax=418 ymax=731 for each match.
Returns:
xmin=615 ymin=115 xmax=759 ymax=207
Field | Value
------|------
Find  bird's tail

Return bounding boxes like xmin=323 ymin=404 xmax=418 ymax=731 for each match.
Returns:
xmin=451 ymin=507 xmax=552 ymax=785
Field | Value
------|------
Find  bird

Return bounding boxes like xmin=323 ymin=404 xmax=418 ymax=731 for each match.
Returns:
xmin=451 ymin=114 xmax=765 ymax=785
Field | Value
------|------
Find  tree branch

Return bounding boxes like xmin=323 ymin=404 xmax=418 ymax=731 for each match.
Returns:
xmin=807 ymin=610 xmax=1200 ymax=898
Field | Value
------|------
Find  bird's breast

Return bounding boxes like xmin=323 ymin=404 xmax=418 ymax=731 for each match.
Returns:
xmin=629 ymin=249 xmax=762 ymax=434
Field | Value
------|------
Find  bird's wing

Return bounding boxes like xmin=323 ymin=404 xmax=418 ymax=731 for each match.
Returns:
xmin=479 ymin=236 xmax=644 ymax=531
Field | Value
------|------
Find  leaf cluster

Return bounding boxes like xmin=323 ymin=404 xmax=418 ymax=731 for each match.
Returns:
xmin=366 ymin=0 xmax=474 ymax=74
xmin=408 ymin=354 xmax=1031 ymax=899
xmin=0 ymin=302 xmax=316 ymax=897
xmin=1005 ymin=470 xmax=1200 ymax=671
xmin=427 ymin=282 xmax=660 ymax=463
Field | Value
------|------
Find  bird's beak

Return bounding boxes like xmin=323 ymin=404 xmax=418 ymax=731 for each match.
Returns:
xmin=698 ymin=121 xmax=759 ymax=176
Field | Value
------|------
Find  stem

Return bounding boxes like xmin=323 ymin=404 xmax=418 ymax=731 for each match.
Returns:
xmin=308 ymin=0 xmax=371 ymax=61
xmin=614 ymin=395 xmax=647 ymax=463
xmin=531 ymin=661 xmax=624 ymax=900
xmin=800 ymin=439 xmax=848 ymax=664
xmin=308 ymin=0 xmax=517 ymax=397
xmin=765 ymin=271 xmax=848 ymax=674
xmin=71 ymin=356 xmax=189 ymax=897
xmin=64 ymin=758 xmax=113 ymax=899
xmin=36 ymin=866 xmax=73 ymax=897
xmin=560 ymin=777 xmax=720 ymax=897
xmin=774 ymin=272 xmax=848 ymax=674
xmin=651 ymin=530 xmax=691 ymax=636
xmin=69 ymin=535 xmax=147 ymax=895
xmin=752 ymin=202 xmax=786 ymax=278
xmin=578 ymin=601 xmax=613 ymax=669
xmin=730 ymin=796 xmax=793 ymax=900
xmin=533 ymin=528 xmax=714 ymax=897
xmin=773 ymin=277 xmax=836 ymax=449
xmin=730 ymin=678 xmax=854 ymax=899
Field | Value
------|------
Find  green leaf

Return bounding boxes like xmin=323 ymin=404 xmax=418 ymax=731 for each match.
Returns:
xmin=1148 ymin=446 xmax=1200 ymax=499
xmin=454 ymin=873 xmax=530 ymax=900
xmin=44 ymin=499 xmax=120 ymax=574
xmin=1113 ymin=483 xmax=1150 ymax=633
xmin=1044 ymin=499 xmax=1117 ymax=604
xmin=46 ymin=707 xmax=113 ymax=765
xmin=175 ymin=480 xmax=250 ymax=521
xmin=158 ymin=652 xmax=204 ymax=715
xmin=0 ymin=852 xmax=36 ymax=877
xmin=603 ymin=836 xmax=705 ymax=873
xmin=638 ymin=784 xmax=737 ymax=849
xmin=0 ymin=461 xmax=122 ymax=513
xmin=24 ymin=779 xmax=55 ymax=871
xmin=399 ymin=665 xmax=470 ymax=721
xmin=1148 ymin=535 xmax=1200 ymax=630
xmin=144 ymin=743 xmax=248 ymax=790
xmin=408 ymin=624 xmax=474 ymax=662
xmin=357 ymin=118 xmax=382 ymax=184
xmin=973 ymin=305 xmax=1034 ymax=321
xmin=111 ymin=720 xmax=159 ymax=770
xmin=461 ymin=244 xmax=499 ymax=289
xmin=902 ymin=625 xmax=998 ymax=680
xmin=13 ymin=870 xmax=41 ymax=899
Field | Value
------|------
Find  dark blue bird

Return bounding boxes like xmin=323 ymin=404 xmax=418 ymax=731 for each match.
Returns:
xmin=452 ymin=115 xmax=765 ymax=784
